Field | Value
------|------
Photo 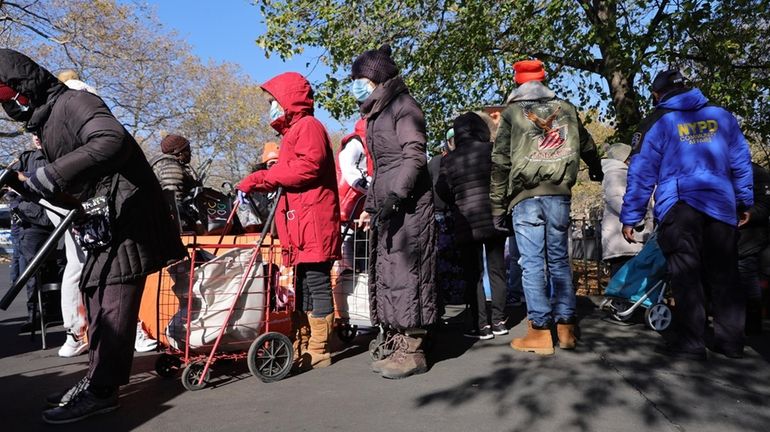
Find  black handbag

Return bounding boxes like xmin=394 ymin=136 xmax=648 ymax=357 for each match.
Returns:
xmin=72 ymin=178 xmax=116 ymax=252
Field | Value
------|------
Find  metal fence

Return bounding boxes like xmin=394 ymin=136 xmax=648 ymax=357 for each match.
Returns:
xmin=569 ymin=218 xmax=608 ymax=296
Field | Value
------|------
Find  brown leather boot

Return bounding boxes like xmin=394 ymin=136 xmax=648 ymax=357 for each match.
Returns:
xmin=511 ymin=321 xmax=555 ymax=355
xmin=302 ymin=313 xmax=333 ymax=369
xmin=380 ymin=333 xmax=428 ymax=379
xmin=556 ymin=323 xmax=577 ymax=349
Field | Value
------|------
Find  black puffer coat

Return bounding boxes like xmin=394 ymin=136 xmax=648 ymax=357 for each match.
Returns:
xmin=360 ymin=76 xmax=436 ymax=330
xmin=0 ymin=49 xmax=186 ymax=289
xmin=435 ymin=112 xmax=501 ymax=245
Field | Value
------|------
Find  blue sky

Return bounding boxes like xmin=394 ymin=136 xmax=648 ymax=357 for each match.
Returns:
xmin=150 ymin=0 xmax=347 ymax=132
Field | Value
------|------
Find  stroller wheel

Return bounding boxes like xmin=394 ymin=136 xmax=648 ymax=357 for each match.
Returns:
xmin=645 ymin=303 xmax=672 ymax=331
xmin=248 ymin=332 xmax=293 ymax=383
xmin=155 ymin=353 xmax=182 ymax=378
xmin=181 ymin=362 xmax=210 ymax=391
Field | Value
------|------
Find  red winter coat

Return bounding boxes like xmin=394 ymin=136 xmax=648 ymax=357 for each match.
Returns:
xmin=237 ymin=72 xmax=341 ymax=265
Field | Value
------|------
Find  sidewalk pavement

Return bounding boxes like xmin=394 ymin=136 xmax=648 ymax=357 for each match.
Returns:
xmin=1 ymin=263 xmax=768 ymax=432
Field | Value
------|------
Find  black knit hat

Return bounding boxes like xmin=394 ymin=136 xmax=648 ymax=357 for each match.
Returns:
xmin=351 ymin=44 xmax=399 ymax=84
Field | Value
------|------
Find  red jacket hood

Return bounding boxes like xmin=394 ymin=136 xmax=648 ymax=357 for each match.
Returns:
xmin=261 ymin=72 xmax=314 ymax=135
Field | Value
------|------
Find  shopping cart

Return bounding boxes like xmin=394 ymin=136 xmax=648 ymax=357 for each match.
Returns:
xmin=332 ymin=212 xmax=373 ymax=343
xmin=599 ymin=233 xmax=673 ymax=331
xmin=153 ymin=190 xmax=296 ymax=391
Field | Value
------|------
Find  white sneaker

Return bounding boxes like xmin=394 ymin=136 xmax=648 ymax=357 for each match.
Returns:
xmin=58 ymin=331 xmax=88 ymax=358
xmin=135 ymin=322 xmax=158 ymax=353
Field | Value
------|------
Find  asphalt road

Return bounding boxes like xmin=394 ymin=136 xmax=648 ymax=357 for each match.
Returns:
xmin=0 ymin=263 xmax=768 ymax=432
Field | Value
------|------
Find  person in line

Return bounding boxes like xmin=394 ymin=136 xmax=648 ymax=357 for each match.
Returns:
xmin=738 ymin=162 xmax=770 ymax=335
xmin=621 ymin=69 xmax=753 ymax=360
xmin=10 ymin=137 xmax=54 ymax=333
xmin=0 ymin=48 xmax=186 ymax=424
xmin=490 ymin=59 xmax=603 ymax=356
xmin=336 ymin=118 xmax=371 ymax=272
xmin=428 ymin=130 xmax=465 ymax=311
xmin=600 ymin=143 xmax=653 ymax=277
xmin=150 ymin=133 xmax=201 ymax=231
xmin=436 ymin=112 xmax=510 ymax=340
xmin=353 ymin=45 xmax=437 ymax=379
xmin=237 ymin=72 xmax=341 ymax=372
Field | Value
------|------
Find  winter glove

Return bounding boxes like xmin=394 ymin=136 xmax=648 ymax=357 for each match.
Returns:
xmin=377 ymin=192 xmax=401 ymax=224
xmin=588 ymin=165 xmax=604 ymax=182
xmin=236 ymin=189 xmax=248 ymax=206
xmin=493 ymin=213 xmax=513 ymax=235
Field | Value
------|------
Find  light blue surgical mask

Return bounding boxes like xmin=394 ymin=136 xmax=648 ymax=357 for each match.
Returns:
xmin=351 ymin=78 xmax=374 ymax=102
xmin=269 ymin=100 xmax=284 ymax=122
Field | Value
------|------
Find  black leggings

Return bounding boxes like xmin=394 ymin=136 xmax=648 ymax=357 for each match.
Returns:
xmin=296 ymin=261 xmax=334 ymax=317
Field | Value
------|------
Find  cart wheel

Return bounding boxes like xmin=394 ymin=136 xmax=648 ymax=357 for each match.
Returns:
xmin=337 ymin=323 xmax=358 ymax=343
xmin=645 ymin=303 xmax=672 ymax=331
xmin=155 ymin=354 xmax=181 ymax=378
xmin=248 ymin=332 xmax=293 ymax=383
xmin=181 ymin=362 xmax=210 ymax=391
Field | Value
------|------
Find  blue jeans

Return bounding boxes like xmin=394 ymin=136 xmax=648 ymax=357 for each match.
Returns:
xmin=512 ymin=196 xmax=575 ymax=327
xmin=506 ymin=234 xmax=524 ymax=302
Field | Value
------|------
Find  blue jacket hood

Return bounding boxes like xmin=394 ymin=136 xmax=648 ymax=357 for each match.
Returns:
xmin=657 ymin=88 xmax=709 ymax=111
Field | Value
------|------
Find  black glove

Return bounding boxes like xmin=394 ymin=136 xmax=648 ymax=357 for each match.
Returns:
xmin=493 ymin=213 xmax=512 ymax=235
xmin=377 ymin=192 xmax=401 ymax=223
xmin=588 ymin=165 xmax=604 ymax=182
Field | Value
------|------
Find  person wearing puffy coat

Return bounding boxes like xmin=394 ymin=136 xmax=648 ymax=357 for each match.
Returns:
xmin=237 ymin=72 xmax=341 ymax=372
xmin=600 ymin=143 xmax=653 ymax=276
xmin=0 ymin=49 xmax=186 ymax=424
xmin=351 ymin=45 xmax=437 ymax=380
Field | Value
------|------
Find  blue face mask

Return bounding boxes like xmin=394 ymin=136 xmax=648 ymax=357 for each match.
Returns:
xmin=269 ymin=100 xmax=284 ymax=122
xmin=351 ymin=78 xmax=374 ymax=102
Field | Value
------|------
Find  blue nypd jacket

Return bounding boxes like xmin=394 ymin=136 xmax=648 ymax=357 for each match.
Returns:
xmin=620 ymin=88 xmax=753 ymax=227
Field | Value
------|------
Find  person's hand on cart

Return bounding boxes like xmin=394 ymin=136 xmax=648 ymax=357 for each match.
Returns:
xmin=357 ymin=211 xmax=372 ymax=232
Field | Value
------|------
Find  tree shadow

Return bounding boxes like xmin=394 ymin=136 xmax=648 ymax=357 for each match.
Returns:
xmin=413 ymin=298 xmax=770 ymax=432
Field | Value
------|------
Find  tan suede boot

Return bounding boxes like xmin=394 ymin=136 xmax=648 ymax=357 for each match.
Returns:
xmin=291 ymin=312 xmax=310 ymax=359
xmin=511 ymin=321 xmax=555 ymax=355
xmin=302 ymin=313 xmax=333 ymax=369
xmin=556 ymin=323 xmax=577 ymax=350
xmin=380 ymin=333 xmax=428 ymax=379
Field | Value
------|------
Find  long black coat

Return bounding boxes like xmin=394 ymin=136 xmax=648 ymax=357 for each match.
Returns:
xmin=0 ymin=49 xmax=186 ymax=289
xmin=360 ymin=76 xmax=436 ymax=330
xmin=435 ymin=112 xmax=502 ymax=245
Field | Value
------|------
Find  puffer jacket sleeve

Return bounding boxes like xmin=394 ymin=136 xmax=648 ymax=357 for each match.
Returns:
xmin=151 ymin=157 xmax=186 ymax=193
xmin=727 ymin=114 xmax=754 ymax=210
xmin=621 ymin=121 xmax=666 ymax=226
xmin=391 ymin=97 xmax=427 ymax=199
xmin=263 ymin=118 xmax=327 ymax=190
xmin=43 ymin=93 xmax=131 ymax=192
xmin=490 ymin=107 xmax=512 ymax=216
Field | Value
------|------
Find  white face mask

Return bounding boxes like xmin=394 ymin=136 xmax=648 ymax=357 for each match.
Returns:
xmin=269 ymin=100 xmax=284 ymax=122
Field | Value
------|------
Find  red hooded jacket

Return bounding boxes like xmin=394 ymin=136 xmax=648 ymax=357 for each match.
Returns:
xmin=237 ymin=72 xmax=341 ymax=265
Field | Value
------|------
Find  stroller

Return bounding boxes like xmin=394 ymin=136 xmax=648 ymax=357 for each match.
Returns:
xmin=599 ymin=233 xmax=673 ymax=331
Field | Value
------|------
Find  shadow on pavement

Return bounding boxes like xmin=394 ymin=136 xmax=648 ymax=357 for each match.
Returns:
xmin=413 ymin=296 xmax=770 ymax=432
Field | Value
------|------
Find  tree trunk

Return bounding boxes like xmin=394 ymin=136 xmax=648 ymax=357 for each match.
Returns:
xmin=591 ymin=0 xmax=643 ymax=142
xmin=603 ymin=66 xmax=642 ymax=142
